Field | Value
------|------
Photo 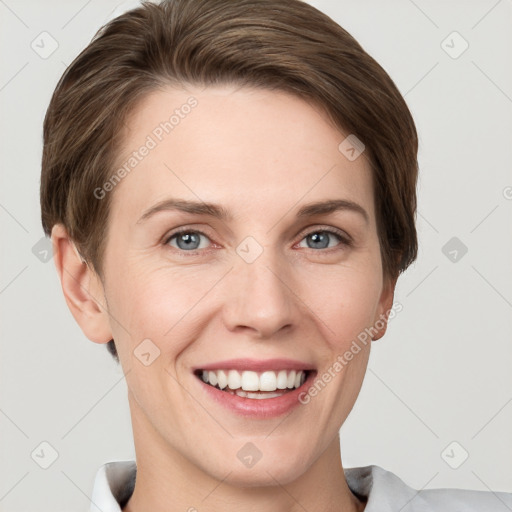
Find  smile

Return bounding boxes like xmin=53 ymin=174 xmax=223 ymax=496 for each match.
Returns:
xmin=192 ymin=367 xmax=319 ymax=420
xmin=194 ymin=369 xmax=310 ymax=398
xmin=192 ymin=358 xmax=317 ymax=416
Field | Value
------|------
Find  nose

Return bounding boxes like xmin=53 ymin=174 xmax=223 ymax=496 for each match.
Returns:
xmin=222 ymin=250 xmax=301 ymax=339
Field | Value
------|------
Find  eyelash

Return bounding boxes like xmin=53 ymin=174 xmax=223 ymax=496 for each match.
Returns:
xmin=163 ymin=226 xmax=353 ymax=255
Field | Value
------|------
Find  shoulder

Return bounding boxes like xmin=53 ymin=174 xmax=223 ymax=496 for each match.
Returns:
xmin=345 ymin=464 xmax=512 ymax=512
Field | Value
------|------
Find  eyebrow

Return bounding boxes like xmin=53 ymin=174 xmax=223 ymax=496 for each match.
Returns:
xmin=136 ymin=198 xmax=369 ymax=225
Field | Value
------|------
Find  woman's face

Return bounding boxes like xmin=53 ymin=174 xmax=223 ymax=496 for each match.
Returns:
xmin=95 ymin=85 xmax=395 ymax=484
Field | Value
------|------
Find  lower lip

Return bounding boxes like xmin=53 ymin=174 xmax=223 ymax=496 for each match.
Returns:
xmin=194 ymin=371 xmax=317 ymax=419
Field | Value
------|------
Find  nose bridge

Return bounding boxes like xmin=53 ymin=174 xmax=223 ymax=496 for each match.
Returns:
xmin=222 ymin=241 xmax=299 ymax=337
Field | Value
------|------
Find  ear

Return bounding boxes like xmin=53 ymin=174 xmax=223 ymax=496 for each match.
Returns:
xmin=51 ymin=224 xmax=113 ymax=344
xmin=371 ymin=274 xmax=398 ymax=342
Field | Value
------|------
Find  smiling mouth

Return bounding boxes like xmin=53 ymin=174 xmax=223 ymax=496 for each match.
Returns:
xmin=194 ymin=368 xmax=314 ymax=399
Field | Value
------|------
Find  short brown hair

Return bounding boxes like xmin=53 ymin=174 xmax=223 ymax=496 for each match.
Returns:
xmin=40 ymin=0 xmax=419 ymax=362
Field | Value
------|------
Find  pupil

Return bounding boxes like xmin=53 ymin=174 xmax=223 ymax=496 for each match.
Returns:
xmin=178 ymin=232 xmax=199 ymax=250
xmin=309 ymin=232 xmax=328 ymax=249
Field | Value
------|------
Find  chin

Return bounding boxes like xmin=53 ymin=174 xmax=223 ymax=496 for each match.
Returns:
xmin=198 ymin=441 xmax=312 ymax=488
xmin=219 ymin=461 xmax=309 ymax=488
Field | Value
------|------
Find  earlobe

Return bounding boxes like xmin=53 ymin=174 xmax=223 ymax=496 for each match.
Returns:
xmin=372 ymin=275 xmax=398 ymax=342
xmin=51 ymin=224 xmax=113 ymax=344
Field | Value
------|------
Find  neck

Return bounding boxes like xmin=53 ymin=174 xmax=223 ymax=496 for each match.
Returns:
xmin=123 ymin=396 xmax=366 ymax=512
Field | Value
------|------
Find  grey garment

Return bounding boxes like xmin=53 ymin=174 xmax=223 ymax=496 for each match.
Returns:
xmin=344 ymin=465 xmax=512 ymax=511
xmin=90 ymin=460 xmax=512 ymax=512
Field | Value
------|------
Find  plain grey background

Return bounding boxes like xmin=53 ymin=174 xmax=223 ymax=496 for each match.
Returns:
xmin=1 ymin=0 xmax=511 ymax=510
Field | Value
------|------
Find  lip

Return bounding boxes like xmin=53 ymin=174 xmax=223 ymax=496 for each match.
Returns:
xmin=193 ymin=368 xmax=317 ymax=419
xmin=192 ymin=358 xmax=315 ymax=372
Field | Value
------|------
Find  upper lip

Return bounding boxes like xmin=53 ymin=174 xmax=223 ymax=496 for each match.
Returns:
xmin=193 ymin=358 xmax=316 ymax=372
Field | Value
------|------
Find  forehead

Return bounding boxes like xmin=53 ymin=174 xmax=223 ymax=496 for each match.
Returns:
xmin=109 ymin=84 xmax=375 ymax=225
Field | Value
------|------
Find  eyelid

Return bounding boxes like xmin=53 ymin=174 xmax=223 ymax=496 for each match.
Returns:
xmin=295 ymin=224 xmax=353 ymax=246
xmin=163 ymin=227 xmax=214 ymax=249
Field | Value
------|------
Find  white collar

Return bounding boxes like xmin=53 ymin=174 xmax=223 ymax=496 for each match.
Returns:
xmin=90 ymin=460 xmax=136 ymax=512
xmin=89 ymin=460 xmax=512 ymax=512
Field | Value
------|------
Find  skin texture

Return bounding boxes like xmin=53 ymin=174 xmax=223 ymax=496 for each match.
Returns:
xmin=52 ymin=84 xmax=397 ymax=512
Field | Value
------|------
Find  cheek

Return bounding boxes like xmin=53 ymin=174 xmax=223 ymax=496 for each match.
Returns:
xmin=304 ymin=261 xmax=383 ymax=347
xmin=111 ymin=265 xmax=220 ymax=353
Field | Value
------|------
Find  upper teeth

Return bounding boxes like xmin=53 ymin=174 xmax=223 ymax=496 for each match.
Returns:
xmin=201 ymin=369 xmax=307 ymax=392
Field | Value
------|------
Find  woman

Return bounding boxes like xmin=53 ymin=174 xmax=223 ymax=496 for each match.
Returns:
xmin=40 ymin=0 xmax=511 ymax=510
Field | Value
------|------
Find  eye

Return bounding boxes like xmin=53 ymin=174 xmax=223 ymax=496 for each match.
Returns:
xmin=164 ymin=229 xmax=211 ymax=251
xmin=297 ymin=228 xmax=351 ymax=250
xmin=163 ymin=226 xmax=352 ymax=255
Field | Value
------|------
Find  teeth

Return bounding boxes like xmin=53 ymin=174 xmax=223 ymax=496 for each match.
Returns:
xmin=216 ymin=370 xmax=228 ymax=389
xmin=206 ymin=370 xmax=229 ymax=389
xmin=226 ymin=389 xmax=288 ymax=399
xmin=208 ymin=371 xmax=218 ymax=387
xmin=242 ymin=371 xmax=260 ymax=391
xmin=199 ymin=369 xmax=308 ymax=392
xmin=227 ymin=369 xmax=241 ymax=389
xmin=287 ymin=370 xmax=296 ymax=389
xmin=259 ymin=371 xmax=277 ymax=391
xmin=276 ymin=370 xmax=288 ymax=389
